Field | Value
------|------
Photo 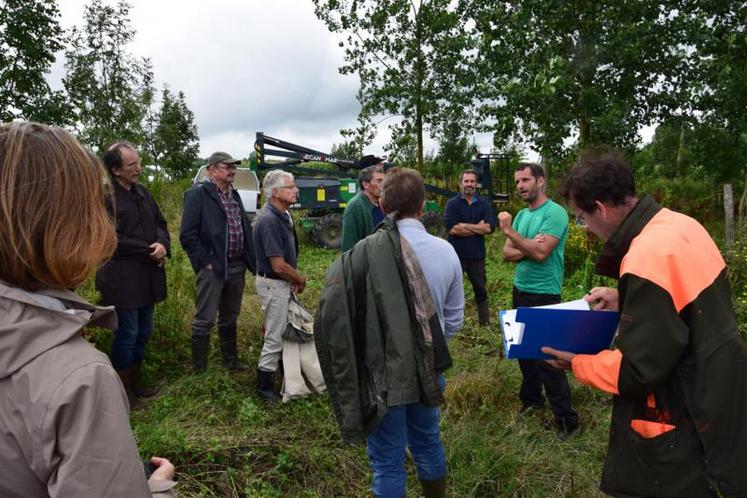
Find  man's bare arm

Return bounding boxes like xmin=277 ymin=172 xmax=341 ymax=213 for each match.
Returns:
xmin=498 ymin=211 xmax=559 ymax=262
xmin=504 ymin=229 xmax=559 ymax=262
xmin=269 ymin=256 xmax=306 ymax=293
xmin=502 ymin=238 xmax=524 ymax=262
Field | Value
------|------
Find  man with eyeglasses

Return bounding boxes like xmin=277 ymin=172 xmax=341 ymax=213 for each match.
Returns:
xmin=543 ymin=149 xmax=747 ymax=496
xmin=498 ymin=162 xmax=579 ymax=439
xmin=253 ymin=170 xmax=306 ymax=402
xmin=180 ymin=152 xmax=256 ymax=373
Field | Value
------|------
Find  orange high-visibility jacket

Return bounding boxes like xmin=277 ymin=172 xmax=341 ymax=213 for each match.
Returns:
xmin=572 ymin=195 xmax=747 ymax=497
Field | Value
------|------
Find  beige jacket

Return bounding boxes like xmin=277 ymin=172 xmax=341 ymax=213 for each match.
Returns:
xmin=0 ymin=281 xmax=176 ymax=497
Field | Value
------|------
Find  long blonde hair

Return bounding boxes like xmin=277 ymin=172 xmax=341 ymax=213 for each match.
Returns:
xmin=0 ymin=122 xmax=117 ymax=290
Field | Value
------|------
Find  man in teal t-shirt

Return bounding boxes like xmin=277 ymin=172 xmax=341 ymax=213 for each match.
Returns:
xmin=499 ymin=163 xmax=578 ymax=438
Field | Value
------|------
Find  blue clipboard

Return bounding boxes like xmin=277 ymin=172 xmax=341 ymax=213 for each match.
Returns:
xmin=500 ymin=307 xmax=620 ymax=360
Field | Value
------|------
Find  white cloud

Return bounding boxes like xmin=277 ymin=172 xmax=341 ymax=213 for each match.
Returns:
xmin=50 ymin=0 xmax=611 ymax=164
xmin=52 ymin=0 xmax=365 ymax=158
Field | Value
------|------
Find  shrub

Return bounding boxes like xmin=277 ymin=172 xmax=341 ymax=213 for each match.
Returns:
xmin=639 ymin=176 xmax=720 ymax=221
xmin=724 ymin=239 xmax=747 ymax=341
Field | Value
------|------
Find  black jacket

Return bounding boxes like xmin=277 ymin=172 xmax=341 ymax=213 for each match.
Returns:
xmin=577 ymin=196 xmax=747 ymax=497
xmin=179 ymin=180 xmax=256 ymax=279
xmin=95 ymin=181 xmax=169 ymax=309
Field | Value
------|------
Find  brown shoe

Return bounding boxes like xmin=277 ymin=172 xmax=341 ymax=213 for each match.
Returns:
xmin=114 ymin=367 xmax=141 ymax=410
xmin=131 ymin=363 xmax=158 ymax=398
xmin=420 ymin=476 xmax=446 ymax=498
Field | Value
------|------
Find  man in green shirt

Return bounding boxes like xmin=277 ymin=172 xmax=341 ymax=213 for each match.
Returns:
xmin=341 ymin=157 xmax=385 ymax=252
xmin=499 ymin=163 xmax=579 ymax=438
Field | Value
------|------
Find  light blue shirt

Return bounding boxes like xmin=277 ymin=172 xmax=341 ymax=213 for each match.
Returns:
xmin=397 ymin=218 xmax=465 ymax=339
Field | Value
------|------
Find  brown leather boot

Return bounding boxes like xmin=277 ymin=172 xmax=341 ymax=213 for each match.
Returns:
xmin=131 ymin=362 xmax=158 ymax=398
xmin=115 ymin=368 xmax=140 ymax=410
xmin=420 ymin=476 xmax=446 ymax=498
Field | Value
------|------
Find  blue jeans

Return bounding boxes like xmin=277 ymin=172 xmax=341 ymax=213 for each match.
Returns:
xmin=366 ymin=376 xmax=447 ymax=498
xmin=111 ymin=305 xmax=154 ymax=370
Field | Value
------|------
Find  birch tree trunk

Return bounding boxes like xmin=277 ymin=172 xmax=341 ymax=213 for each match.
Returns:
xmin=724 ymin=183 xmax=734 ymax=248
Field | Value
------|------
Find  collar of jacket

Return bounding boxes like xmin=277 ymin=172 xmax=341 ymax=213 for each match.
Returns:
xmin=112 ymin=179 xmax=146 ymax=200
xmin=0 ymin=281 xmax=117 ymax=329
xmin=374 ymin=212 xmax=406 ymax=263
xmin=0 ymin=280 xmax=117 ymax=378
xmin=201 ymin=179 xmax=235 ymax=212
xmin=595 ymin=194 xmax=662 ymax=279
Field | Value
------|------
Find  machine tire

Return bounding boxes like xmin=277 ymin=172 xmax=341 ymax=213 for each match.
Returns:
xmin=420 ymin=211 xmax=446 ymax=238
xmin=312 ymin=213 xmax=343 ymax=249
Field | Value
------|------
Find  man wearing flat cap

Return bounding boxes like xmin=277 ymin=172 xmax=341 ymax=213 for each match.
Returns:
xmin=180 ymin=152 xmax=256 ymax=372
xmin=341 ymin=154 xmax=386 ymax=252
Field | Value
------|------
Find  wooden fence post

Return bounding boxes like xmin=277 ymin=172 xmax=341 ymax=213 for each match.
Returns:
xmin=724 ymin=183 xmax=734 ymax=248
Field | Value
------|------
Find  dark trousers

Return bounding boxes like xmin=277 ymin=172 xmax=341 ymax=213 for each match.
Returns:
xmin=460 ymin=258 xmax=488 ymax=304
xmin=190 ymin=261 xmax=246 ymax=339
xmin=110 ymin=305 xmax=154 ymax=370
xmin=513 ymin=286 xmax=578 ymax=427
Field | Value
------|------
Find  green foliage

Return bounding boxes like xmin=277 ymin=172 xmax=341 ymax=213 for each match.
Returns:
xmin=468 ymin=0 xmax=693 ymax=160
xmin=725 ymin=239 xmax=747 ymax=341
xmin=691 ymin=2 xmax=747 ymax=173
xmin=638 ymin=175 xmax=720 ymax=222
xmin=64 ymin=0 xmax=154 ymax=152
xmin=633 ymin=122 xmax=747 ymax=187
xmin=431 ymin=109 xmax=474 ymax=179
xmin=61 ymin=0 xmax=200 ymax=170
xmin=153 ymin=87 xmax=200 ymax=179
xmin=333 ymin=112 xmax=377 ymax=160
xmin=72 ymin=176 xmax=747 ymax=496
xmin=313 ymin=0 xmax=476 ymax=171
xmin=0 ymin=0 xmax=71 ymax=124
xmin=563 ymin=225 xmax=602 ymax=285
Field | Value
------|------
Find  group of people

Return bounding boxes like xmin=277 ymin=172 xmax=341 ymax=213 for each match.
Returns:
xmin=342 ymin=159 xmax=580 ymax=441
xmin=0 ymin=123 xmax=176 ymax=497
xmin=0 ymin=121 xmax=745 ymax=498
xmin=328 ymin=150 xmax=747 ymax=498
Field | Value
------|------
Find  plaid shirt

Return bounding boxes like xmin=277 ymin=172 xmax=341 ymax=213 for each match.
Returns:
xmin=216 ymin=186 xmax=244 ymax=259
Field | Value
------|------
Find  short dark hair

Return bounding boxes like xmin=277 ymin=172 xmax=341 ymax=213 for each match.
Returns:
xmin=560 ymin=148 xmax=637 ymax=212
xmin=516 ymin=162 xmax=545 ymax=179
xmin=358 ymin=165 xmax=384 ymax=189
xmin=358 ymin=154 xmax=384 ymax=169
xmin=381 ymin=167 xmax=425 ymax=218
xmin=459 ymin=169 xmax=478 ymax=182
xmin=102 ymin=141 xmax=136 ymax=177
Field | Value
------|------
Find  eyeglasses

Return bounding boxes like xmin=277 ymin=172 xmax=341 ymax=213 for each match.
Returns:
xmin=216 ymin=163 xmax=238 ymax=171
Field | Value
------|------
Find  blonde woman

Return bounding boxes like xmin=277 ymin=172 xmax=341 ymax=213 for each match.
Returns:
xmin=0 ymin=122 xmax=176 ymax=497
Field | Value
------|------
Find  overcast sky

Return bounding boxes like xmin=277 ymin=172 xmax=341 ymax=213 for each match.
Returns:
xmin=49 ymin=1 xmax=652 ymax=162
xmin=50 ymin=0 xmax=496 ymax=161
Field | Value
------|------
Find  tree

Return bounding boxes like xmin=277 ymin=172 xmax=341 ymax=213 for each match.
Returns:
xmin=153 ymin=87 xmax=200 ymax=179
xmin=313 ymin=0 xmax=476 ymax=172
xmin=331 ymin=110 xmax=377 ymax=160
xmin=0 ymin=0 xmax=70 ymax=124
xmin=468 ymin=0 xmax=695 ymax=161
xmin=688 ymin=1 xmax=747 ymax=184
xmin=63 ymin=0 xmax=153 ymax=152
xmin=433 ymin=106 xmax=473 ymax=178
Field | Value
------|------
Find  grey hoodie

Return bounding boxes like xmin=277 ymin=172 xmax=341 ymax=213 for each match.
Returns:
xmin=0 ymin=280 xmax=175 ymax=497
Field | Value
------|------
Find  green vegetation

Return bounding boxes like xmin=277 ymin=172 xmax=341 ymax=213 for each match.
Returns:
xmin=77 ymin=178 xmax=745 ymax=497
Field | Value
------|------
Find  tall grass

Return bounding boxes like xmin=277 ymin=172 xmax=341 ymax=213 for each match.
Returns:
xmin=75 ymin=180 xmax=745 ymax=497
